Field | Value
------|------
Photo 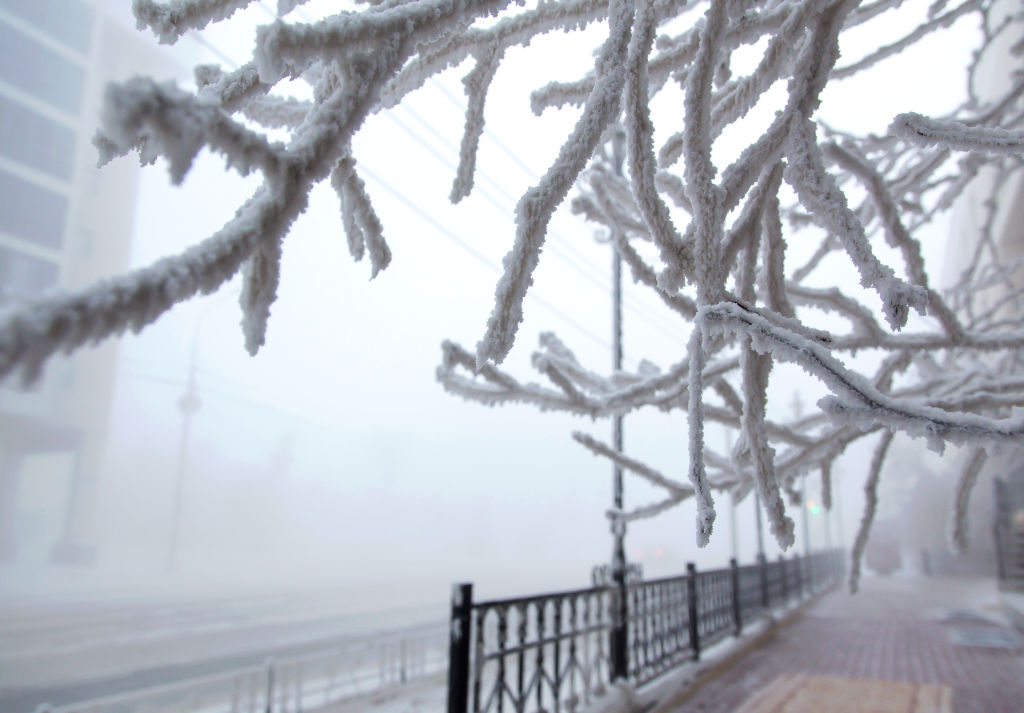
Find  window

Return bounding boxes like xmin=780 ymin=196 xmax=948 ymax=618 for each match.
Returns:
xmin=0 ymin=168 xmax=67 ymax=249
xmin=0 ymin=0 xmax=92 ymax=54
xmin=0 ymin=98 xmax=76 ymax=180
xmin=0 ymin=21 xmax=86 ymax=115
xmin=0 ymin=244 xmax=59 ymax=301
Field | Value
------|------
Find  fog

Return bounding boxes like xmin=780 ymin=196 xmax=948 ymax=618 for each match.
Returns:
xmin=0 ymin=1 xmax=992 ymax=710
xmin=0 ymin=0 xmax=726 ymax=612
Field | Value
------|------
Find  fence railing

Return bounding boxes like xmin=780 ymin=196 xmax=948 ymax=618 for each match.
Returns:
xmin=447 ymin=550 xmax=844 ymax=713
xmin=36 ymin=624 xmax=448 ymax=713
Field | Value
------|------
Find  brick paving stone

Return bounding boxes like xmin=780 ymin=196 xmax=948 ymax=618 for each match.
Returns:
xmin=670 ymin=575 xmax=1024 ymax=713
xmin=730 ymin=673 xmax=951 ymax=713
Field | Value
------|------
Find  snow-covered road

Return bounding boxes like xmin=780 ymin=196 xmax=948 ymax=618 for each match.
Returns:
xmin=0 ymin=590 xmax=446 ymax=713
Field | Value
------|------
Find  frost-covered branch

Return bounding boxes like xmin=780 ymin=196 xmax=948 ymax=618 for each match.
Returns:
xmin=890 ymin=112 xmax=1024 ymax=155
xmin=949 ymin=448 xmax=987 ymax=553
xmin=849 ymin=431 xmax=892 ymax=593
xmin=2 ymin=0 xmax=1022 ymax=568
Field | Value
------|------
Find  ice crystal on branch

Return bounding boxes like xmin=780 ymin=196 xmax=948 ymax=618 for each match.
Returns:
xmin=1 ymin=0 xmax=1022 ymax=588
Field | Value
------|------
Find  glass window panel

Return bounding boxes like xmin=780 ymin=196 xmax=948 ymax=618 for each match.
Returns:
xmin=0 ymin=98 xmax=76 ymax=180
xmin=0 ymin=21 xmax=85 ymax=115
xmin=0 ymin=168 xmax=67 ymax=249
xmin=0 ymin=244 xmax=59 ymax=301
xmin=0 ymin=0 xmax=92 ymax=54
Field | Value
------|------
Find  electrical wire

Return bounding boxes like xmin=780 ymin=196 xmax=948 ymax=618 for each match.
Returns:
xmin=384 ymin=97 xmax=684 ymax=344
xmin=181 ymin=13 xmax=677 ymax=364
xmin=275 ymin=1 xmax=683 ymax=342
xmin=355 ymin=162 xmax=619 ymax=357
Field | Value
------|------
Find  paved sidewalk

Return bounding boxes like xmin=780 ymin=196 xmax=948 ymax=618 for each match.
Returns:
xmin=668 ymin=575 xmax=1024 ymax=713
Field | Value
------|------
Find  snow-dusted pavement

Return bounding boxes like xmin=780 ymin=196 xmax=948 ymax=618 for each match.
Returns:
xmin=0 ymin=590 xmax=445 ymax=713
xmin=657 ymin=574 xmax=1024 ymax=713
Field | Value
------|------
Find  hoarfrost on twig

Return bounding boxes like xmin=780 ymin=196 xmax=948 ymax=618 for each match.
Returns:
xmin=2 ymin=0 xmax=1022 ymax=567
xmin=949 ymin=448 xmax=987 ymax=554
xmin=849 ymin=431 xmax=893 ymax=594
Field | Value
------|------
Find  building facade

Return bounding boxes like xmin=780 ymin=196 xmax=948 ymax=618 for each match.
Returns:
xmin=0 ymin=0 xmax=179 ymax=564
xmin=941 ymin=0 xmax=1024 ymax=589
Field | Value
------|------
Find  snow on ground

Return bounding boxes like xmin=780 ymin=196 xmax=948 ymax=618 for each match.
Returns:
xmin=319 ymin=672 xmax=448 ymax=713
xmin=0 ymin=589 xmax=444 ymax=689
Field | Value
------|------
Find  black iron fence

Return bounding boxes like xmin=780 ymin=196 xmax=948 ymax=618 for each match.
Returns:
xmin=447 ymin=550 xmax=844 ymax=713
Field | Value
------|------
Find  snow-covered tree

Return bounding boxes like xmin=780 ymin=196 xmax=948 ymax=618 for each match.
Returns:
xmin=1 ymin=0 xmax=1022 ymax=590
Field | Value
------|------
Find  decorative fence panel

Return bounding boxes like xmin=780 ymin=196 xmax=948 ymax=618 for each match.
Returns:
xmin=448 ymin=550 xmax=844 ymax=713
xmin=764 ymin=555 xmax=786 ymax=605
xmin=694 ymin=566 xmax=734 ymax=651
xmin=737 ymin=561 xmax=766 ymax=625
xmin=456 ymin=587 xmax=611 ymax=713
xmin=627 ymin=574 xmax=692 ymax=684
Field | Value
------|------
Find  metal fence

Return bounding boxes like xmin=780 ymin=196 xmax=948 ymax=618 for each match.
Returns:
xmin=36 ymin=625 xmax=448 ymax=713
xmin=447 ymin=550 xmax=844 ymax=713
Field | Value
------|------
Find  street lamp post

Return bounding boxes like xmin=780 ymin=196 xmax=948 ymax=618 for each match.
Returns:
xmin=608 ymin=128 xmax=629 ymax=682
xmin=791 ymin=392 xmax=811 ymax=556
xmin=166 ymin=347 xmax=200 ymax=569
xmin=834 ymin=467 xmax=846 ymax=549
xmin=824 ymin=496 xmax=833 ymax=550
xmin=165 ymin=290 xmax=236 ymax=569
xmin=801 ymin=473 xmax=811 ymax=556
xmin=754 ymin=491 xmax=765 ymax=558
xmin=724 ymin=429 xmax=738 ymax=562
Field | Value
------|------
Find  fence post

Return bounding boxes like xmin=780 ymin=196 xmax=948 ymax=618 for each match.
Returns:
xmin=730 ymin=558 xmax=742 ymax=636
xmin=686 ymin=562 xmax=700 ymax=660
xmin=994 ymin=527 xmax=1006 ymax=582
xmin=448 ymin=583 xmax=473 ymax=713
xmin=790 ymin=553 xmax=798 ymax=598
xmin=758 ymin=553 xmax=768 ymax=610
xmin=401 ymin=637 xmax=408 ymax=684
xmin=779 ymin=555 xmax=789 ymax=602
xmin=610 ymin=571 xmax=629 ymax=681
xmin=265 ymin=659 xmax=276 ymax=713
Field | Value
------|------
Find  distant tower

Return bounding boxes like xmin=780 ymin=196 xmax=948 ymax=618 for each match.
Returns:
xmin=0 ymin=0 xmax=180 ymax=564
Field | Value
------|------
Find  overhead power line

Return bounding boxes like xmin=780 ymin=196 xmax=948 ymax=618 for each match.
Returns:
xmin=275 ymin=1 xmax=683 ymax=345
xmin=186 ymin=11 xmax=673 ymax=363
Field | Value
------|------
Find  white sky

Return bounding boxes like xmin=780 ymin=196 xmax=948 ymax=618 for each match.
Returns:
xmin=7 ymin=0 xmax=985 ymax=613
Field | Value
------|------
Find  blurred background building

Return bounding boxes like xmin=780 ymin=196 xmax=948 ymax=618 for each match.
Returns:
xmin=0 ymin=0 xmax=179 ymax=565
xmin=936 ymin=0 xmax=1024 ymax=588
